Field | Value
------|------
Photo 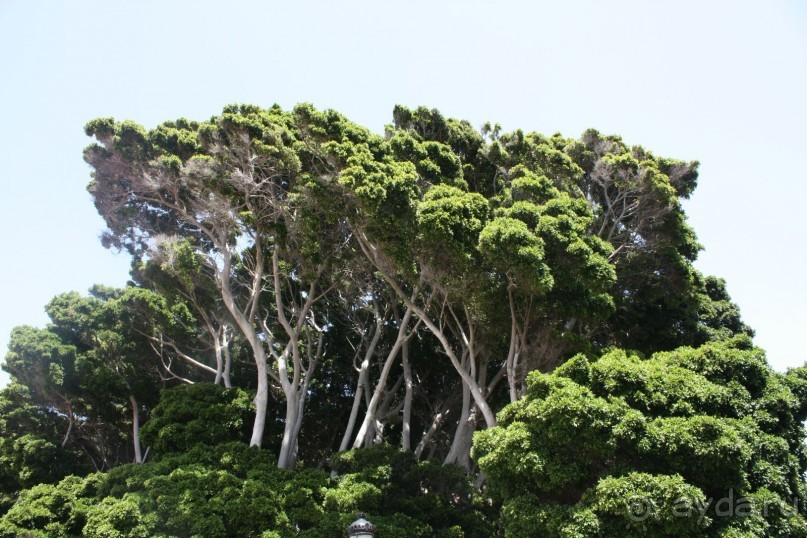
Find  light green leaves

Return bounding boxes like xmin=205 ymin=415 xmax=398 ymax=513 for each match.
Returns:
xmin=417 ymin=184 xmax=489 ymax=263
xmin=479 ymin=217 xmax=552 ymax=292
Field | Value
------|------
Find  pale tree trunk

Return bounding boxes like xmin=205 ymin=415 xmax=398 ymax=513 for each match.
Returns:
xmin=214 ymin=339 xmax=223 ymax=386
xmin=272 ymin=248 xmax=324 ymax=469
xmin=339 ymin=310 xmax=384 ymax=452
xmin=215 ymin=247 xmax=269 ymax=449
xmin=458 ymin=410 xmax=476 ymax=470
xmin=274 ymin=340 xmax=319 ymax=469
xmin=444 ymin=345 xmax=481 ymax=469
xmin=61 ymin=399 xmax=74 ymax=449
xmin=445 ymin=363 xmax=471 ymax=466
xmin=414 ymin=398 xmax=452 ymax=459
xmin=221 ymin=329 xmax=232 ymax=389
xmin=276 ymin=339 xmax=321 ymax=468
xmin=401 ymin=337 xmax=413 ymax=451
xmin=213 ymin=324 xmax=232 ymax=388
xmin=353 ymin=231 xmax=496 ymax=428
xmin=339 ymin=363 xmax=367 ymax=451
xmin=445 ymin=407 xmax=476 ymax=470
xmin=129 ymin=394 xmax=143 ymax=464
xmin=248 ymin=340 xmax=270 ymax=448
xmin=371 ymin=375 xmax=403 ymax=445
xmin=505 ymin=287 xmax=532 ymax=402
xmin=278 ymin=388 xmax=299 ymax=469
xmin=276 ymin=338 xmax=305 ymax=469
xmin=290 ymin=388 xmax=307 ymax=467
xmin=506 ymin=325 xmax=518 ymax=403
xmin=281 ymin=328 xmax=323 ymax=469
xmin=351 ymin=304 xmax=415 ymax=449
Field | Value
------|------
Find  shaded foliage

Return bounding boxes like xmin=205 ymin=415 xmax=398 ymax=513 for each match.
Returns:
xmin=0 ymin=444 xmax=492 ymax=537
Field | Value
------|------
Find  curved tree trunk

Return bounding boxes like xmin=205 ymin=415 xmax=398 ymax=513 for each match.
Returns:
xmin=415 ymin=404 xmax=449 ymax=459
xmin=444 ymin=372 xmax=471 ymax=466
xmin=339 ymin=315 xmax=384 ymax=452
xmin=213 ymin=325 xmax=233 ymax=389
xmin=219 ymin=268 xmax=269 ymax=448
xmin=129 ymin=394 xmax=143 ymax=464
xmin=352 ymin=306 xmax=414 ymax=449
xmin=352 ymin=231 xmax=497 ymax=428
xmin=61 ymin=400 xmax=74 ymax=449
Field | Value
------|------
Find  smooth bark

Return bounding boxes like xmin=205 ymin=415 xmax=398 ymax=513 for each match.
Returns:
xmin=339 ymin=310 xmax=384 ymax=452
xmin=351 ymin=304 xmax=415 ymax=449
xmin=129 ymin=394 xmax=143 ymax=464
xmin=353 ymin=230 xmax=497 ymax=428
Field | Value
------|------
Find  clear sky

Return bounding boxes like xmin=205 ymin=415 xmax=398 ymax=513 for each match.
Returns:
xmin=1 ymin=0 xmax=805 ymax=388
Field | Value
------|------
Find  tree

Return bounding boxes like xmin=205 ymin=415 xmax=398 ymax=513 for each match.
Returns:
xmin=43 ymin=288 xmax=163 ymax=465
xmin=0 ymin=101 xmax=794 ymax=535
xmin=0 ymin=383 xmax=85 ymax=513
xmin=299 ymin=105 xmax=619 ymax=469
xmin=85 ymin=106 xmax=348 ymax=468
xmin=473 ymin=336 xmax=807 ymax=537
xmin=139 ymin=384 xmax=254 ymax=456
xmin=3 ymin=326 xmax=80 ymax=450
xmin=131 ymin=238 xmax=236 ymax=387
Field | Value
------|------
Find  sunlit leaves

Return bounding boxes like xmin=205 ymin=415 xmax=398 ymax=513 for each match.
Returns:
xmin=474 ymin=338 xmax=807 ymax=536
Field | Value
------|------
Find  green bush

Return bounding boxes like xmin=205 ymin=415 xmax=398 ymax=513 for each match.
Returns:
xmin=474 ymin=338 xmax=807 ymax=537
xmin=0 ymin=442 xmax=495 ymax=537
xmin=140 ymin=384 xmax=254 ymax=457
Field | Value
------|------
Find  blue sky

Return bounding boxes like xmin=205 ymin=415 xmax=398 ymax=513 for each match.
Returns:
xmin=1 ymin=0 xmax=805 ymax=387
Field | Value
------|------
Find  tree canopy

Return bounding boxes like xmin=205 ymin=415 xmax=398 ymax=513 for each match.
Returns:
xmin=0 ymin=103 xmax=795 ymax=537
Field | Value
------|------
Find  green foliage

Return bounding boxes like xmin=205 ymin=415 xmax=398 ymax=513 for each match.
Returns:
xmin=2 ymin=102 xmax=782 ymax=535
xmin=328 ymin=447 xmax=495 ymax=537
xmin=4 ymin=326 xmax=78 ymax=409
xmin=0 ymin=383 xmax=88 ymax=513
xmin=0 ymin=444 xmax=494 ymax=537
xmin=140 ymin=384 xmax=254 ymax=456
xmin=474 ymin=338 xmax=807 ymax=536
xmin=417 ymin=184 xmax=490 ymax=275
xmin=479 ymin=216 xmax=551 ymax=292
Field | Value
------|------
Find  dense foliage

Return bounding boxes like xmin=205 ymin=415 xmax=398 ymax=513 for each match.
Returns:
xmin=474 ymin=337 xmax=807 ymax=536
xmin=0 ymin=103 xmax=797 ymax=536
xmin=0 ymin=442 xmax=492 ymax=537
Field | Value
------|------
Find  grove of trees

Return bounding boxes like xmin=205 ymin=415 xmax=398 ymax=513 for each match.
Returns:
xmin=0 ymin=103 xmax=802 ymax=537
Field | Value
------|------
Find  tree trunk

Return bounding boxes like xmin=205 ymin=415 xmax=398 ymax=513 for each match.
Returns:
xmin=351 ymin=306 xmax=414 ymax=449
xmin=277 ymin=388 xmax=299 ymax=469
xmin=370 ymin=375 xmax=403 ymax=446
xmin=445 ymin=376 xmax=471 ymax=466
xmin=506 ymin=287 xmax=519 ymax=403
xmin=222 ymin=332 xmax=232 ymax=389
xmin=353 ymin=231 xmax=496 ymax=428
xmin=289 ymin=389 xmax=307 ymax=468
xmin=401 ymin=338 xmax=413 ymax=451
xmin=339 ymin=317 xmax=383 ymax=452
xmin=61 ymin=401 xmax=74 ymax=449
xmin=340 ymin=375 xmax=366 ymax=452
xmin=214 ymin=325 xmax=232 ymax=388
xmin=216 ymin=251 xmax=268 ymax=449
xmin=214 ymin=333 xmax=224 ymax=386
xmin=129 ymin=394 xmax=143 ymax=464
xmin=248 ymin=335 xmax=270 ymax=448
xmin=445 ymin=406 xmax=476 ymax=470
xmin=415 ymin=402 xmax=450 ymax=459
